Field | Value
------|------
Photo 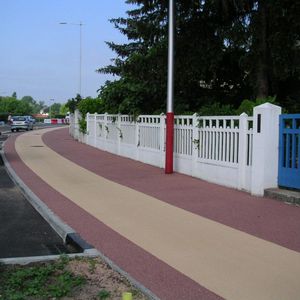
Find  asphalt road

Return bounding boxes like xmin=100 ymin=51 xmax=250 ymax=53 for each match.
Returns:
xmin=0 ymin=124 xmax=10 ymax=134
xmin=0 ymin=134 xmax=76 ymax=259
xmin=0 ymin=122 xmax=67 ymax=135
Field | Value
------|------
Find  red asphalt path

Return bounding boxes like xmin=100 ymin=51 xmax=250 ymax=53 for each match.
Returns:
xmin=4 ymin=128 xmax=300 ymax=299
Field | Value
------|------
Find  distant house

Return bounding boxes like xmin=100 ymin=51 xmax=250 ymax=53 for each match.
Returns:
xmin=32 ymin=113 xmax=48 ymax=120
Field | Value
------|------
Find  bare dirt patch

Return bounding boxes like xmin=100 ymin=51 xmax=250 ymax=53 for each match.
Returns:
xmin=63 ymin=257 xmax=148 ymax=300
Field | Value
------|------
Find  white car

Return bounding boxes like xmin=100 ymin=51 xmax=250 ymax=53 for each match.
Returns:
xmin=24 ymin=115 xmax=36 ymax=124
xmin=11 ymin=116 xmax=34 ymax=132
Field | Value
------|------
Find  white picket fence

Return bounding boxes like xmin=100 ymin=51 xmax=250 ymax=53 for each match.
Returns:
xmin=69 ymin=103 xmax=281 ymax=196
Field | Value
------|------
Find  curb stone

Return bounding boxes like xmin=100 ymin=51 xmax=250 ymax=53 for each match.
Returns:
xmin=264 ymin=188 xmax=300 ymax=205
xmin=1 ymin=143 xmax=76 ymax=241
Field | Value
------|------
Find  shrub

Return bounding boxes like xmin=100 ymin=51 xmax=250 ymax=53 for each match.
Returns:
xmin=198 ymin=102 xmax=235 ymax=116
xmin=77 ymin=98 xmax=104 ymax=116
xmin=78 ymin=118 xmax=87 ymax=134
xmin=236 ymin=96 xmax=276 ymax=115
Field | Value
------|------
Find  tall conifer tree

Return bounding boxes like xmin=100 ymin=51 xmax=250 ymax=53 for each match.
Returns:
xmin=98 ymin=0 xmax=300 ymax=114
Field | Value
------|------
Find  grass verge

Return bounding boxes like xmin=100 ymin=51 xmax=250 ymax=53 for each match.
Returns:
xmin=0 ymin=255 xmax=148 ymax=300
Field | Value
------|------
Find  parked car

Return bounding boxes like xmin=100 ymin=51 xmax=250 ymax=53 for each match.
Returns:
xmin=11 ymin=116 xmax=34 ymax=132
xmin=24 ymin=115 xmax=36 ymax=124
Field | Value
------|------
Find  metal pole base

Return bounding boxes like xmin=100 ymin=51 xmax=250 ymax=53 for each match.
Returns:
xmin=165 ymin=112 xmax=174 ymax=174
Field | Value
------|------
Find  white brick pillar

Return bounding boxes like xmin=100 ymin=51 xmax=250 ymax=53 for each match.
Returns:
xmin=251 ymin=103 xmax=282 ymax=196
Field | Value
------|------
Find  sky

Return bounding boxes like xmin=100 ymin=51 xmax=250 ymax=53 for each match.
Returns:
xmin=0 ymin=0 xmax=134 ymax=105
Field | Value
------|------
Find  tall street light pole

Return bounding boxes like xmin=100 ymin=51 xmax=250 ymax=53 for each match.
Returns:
xmin=165 ymin=0 xmax=175 ymax=174
xmin=59 ymin=22 xmax=83 ymax=96
xmin=49 ymin=99 xmax=54 ymax=119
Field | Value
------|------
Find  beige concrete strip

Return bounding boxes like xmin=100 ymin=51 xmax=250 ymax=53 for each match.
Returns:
xmin=16 ymin=128 xmax=300 ymax=300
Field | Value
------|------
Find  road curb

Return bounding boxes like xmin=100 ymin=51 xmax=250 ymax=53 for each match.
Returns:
xmin=1 ymin=136 xmax=96 ymax=256
xmin=0 ymin=135 xmax=160 ymax=300
xmin=264 ymin=188 xmax=300 ymax=205
xmin=0 ymin=250 xmax=100 ymax=265
xmin=1 ymin=141 xmax=75 ymax=241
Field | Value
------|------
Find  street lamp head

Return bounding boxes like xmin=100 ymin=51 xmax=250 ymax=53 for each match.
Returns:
xmin=59 ymin=22 xmax=83 ymax=26
xmin=59 ymin=21 xmax=83 ymax=95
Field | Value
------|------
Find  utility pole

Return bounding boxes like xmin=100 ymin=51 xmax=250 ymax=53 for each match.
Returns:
xmin=59 ymin=22 xmax=83 ymax=96
xmin=165 ymin=0 xmax=175 ymax=174
xmin=49 ymin=99 xmax=54 ymax=119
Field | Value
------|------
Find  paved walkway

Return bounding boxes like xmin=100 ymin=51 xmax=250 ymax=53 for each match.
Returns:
xmin=4 ymin=127 xmax=300 ymax=300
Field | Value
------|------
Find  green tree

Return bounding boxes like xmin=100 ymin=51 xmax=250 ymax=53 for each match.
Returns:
xmin=77 ymin=97 xmax=104 ymax=116
xmin=50 ymin=103 xmax=61 ymax=117
xmin=98 ymin=0 xmax=300 ymax=114
xmin=0 ymin=97 xmax=18 ymax=113
xmin=98 ymin=0 xmax=252 ymax=113
xmin=21 ymin=96 xmax=35 ymax=105
xmin=208 ymin=0 xmax=300 ymax=110
xmin=97 ymin=0 xmax=169 ymax=114
xmin=65 ymin=94 xmax=82 ymax=113
xmin=59 ymin=103 xmax=69 ymax=115
xmin=37 ymin=100 xmax=46 ymax=113
xmin=15 ymin=100 xmax=33 ymax=115
xmin=0 ymin=96 xmax=32 ymax=115
xmin=21 ymin=96 xmax=41 ymax=114
xmin=249 ymin=0 xmax=300 ymax=111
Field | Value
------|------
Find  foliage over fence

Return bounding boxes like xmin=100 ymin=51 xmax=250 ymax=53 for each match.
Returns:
xmin=77 ymin=98 xmax=104 ymax=116
xmin=78 ymin=118 xmax=87 ymax=134
xmin=68 ymin=95 xmax=276 ymax=120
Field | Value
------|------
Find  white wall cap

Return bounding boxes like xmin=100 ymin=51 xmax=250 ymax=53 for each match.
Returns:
xmin=254 ymin=102 xmax=281 ymax=110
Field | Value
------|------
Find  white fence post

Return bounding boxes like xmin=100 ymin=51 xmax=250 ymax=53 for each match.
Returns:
xmin=251 ymin=103 xmax=282 ymax=196
xmin=135 ymin=116 xmax=140 ymax=161
xmin=94 ymin=113 xmax=97 ymax=147
xmin=86 ymin=112 xmax=90 ymax=136
xmin=69 ymin=113 xmax=74 ymax=136
xmin=74 ymin=109 xmax=80 ymax=141
xmin=160 ymin=113 xmax=165 ymax=168
xmin=117 ymin=114 xmax=121 ymax=155
xmin=238 ymin=113 xmax=248 ymax=190
xmin=192 ymin=113 xmax=198 ymax=177
xmin=104 ymin=113 xmax=108 ymax=151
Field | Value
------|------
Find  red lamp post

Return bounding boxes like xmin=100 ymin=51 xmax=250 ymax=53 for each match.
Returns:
xmin=165 ymin=0 xmax=175 ymax=174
